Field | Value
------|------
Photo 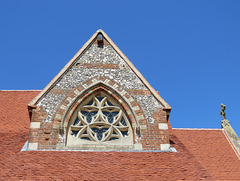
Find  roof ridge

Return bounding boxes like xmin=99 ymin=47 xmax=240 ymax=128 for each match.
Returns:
xmin=173 ymin=128 xmax=222 ymax=130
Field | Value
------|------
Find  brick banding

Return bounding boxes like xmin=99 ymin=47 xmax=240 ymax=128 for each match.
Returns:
xmin=52 ymin=77 xmax=146 ymax=146
xmin=78 ymin=63 xmax=119 ymax=69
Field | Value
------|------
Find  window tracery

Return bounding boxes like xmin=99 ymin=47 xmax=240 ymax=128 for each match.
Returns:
xmin=68 ymin=91 xmax=132 ymax=145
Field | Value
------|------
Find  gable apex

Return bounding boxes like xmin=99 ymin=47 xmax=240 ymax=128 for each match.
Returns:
xmin=28 ymin=30 xmax=171 ymax=110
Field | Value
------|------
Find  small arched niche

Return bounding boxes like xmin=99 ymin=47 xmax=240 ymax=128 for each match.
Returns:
xmin=66 ymin=90 xmax=134 ymax=150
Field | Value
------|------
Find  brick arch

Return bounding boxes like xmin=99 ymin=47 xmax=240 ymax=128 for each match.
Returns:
xmin=52 ymin=76 xmax=146 ymax=144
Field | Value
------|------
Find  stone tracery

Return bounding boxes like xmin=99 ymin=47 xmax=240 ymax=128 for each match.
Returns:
xmin=69 ymin=91 xmax=131 ymax=143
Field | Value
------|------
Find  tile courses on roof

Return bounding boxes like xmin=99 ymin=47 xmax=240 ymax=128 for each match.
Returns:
xmin=0 ymin=91 xmax=212 ymax=180
xmin=0 ymin=91 xmax=239 ymax=180
xmin=173 ymin=128 xmax=240 ymax=180
xmin=0 ymin=90 xmax=41 ymax=134
xmin=0 ymin=91 xmax=40 ymax=162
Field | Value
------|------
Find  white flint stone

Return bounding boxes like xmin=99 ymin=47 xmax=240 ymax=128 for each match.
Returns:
xmin=37 ymin=44 xmax=161 ymax=124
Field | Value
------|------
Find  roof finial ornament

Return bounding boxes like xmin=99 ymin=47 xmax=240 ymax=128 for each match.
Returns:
xmin=220 ymin=104 xmax=226 ymax=120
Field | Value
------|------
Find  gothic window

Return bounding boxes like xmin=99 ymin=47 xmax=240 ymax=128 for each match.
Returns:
xmin=67 ymin=91 xmax=133 ymax=148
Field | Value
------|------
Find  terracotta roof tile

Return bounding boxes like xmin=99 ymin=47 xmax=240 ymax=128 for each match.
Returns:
xmin=173 ymin=129 xmax=240 ymax=180
xmin=0 ymin=90 xmax=40 ymax=133
xmin=0 ymin=133 xmax=213 ymax=180
xmin=0 ymin=91 xmax=238 ymax=180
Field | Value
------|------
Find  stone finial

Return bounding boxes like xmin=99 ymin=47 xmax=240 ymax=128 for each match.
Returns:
xmin=220 ymin=104 xmax=226 ymax=120
xmin=220 ymin=104 xmax=240 ymax=155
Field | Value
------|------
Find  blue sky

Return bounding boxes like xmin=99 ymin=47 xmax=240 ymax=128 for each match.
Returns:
xmin=1 ymin=1 xmax=240 ymax=135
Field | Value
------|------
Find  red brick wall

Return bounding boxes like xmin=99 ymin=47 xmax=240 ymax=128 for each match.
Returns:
xmin=28 ymin=76 xmax=170 ymax=150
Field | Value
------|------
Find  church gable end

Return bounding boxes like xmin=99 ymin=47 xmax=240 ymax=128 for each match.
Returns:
xmin=28 ymin=30 xmax=171 ymax=151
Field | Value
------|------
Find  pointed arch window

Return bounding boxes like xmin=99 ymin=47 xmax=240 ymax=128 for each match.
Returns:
xmin=67 ymin=91 xmax=133 ymax=148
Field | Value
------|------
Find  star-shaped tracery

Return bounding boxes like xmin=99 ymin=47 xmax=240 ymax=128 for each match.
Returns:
xmin=70 ymin=94 xmax=130 ymax=142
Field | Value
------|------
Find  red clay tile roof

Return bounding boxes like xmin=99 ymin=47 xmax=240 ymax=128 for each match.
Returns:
xmin=173 ymin=129 xmax=240 ymax=180
xmin=0 ymin=90 xmax=40 ymax=133
xmin=0 ymin=91 xmax=239 ymax=180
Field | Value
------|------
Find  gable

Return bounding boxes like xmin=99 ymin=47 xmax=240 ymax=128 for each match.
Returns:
xmin=29 ymin=30 xmax=170 ymax=109
xmin=36 ymin=35 xmax=164 ymax=123
xmin=27 ymin=30 xmax=171 ymax=151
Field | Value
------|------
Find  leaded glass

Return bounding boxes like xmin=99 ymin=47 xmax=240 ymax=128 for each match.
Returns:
xmin=120 ymin=118 xmax=127 ymax=126
xmin=81 ymin=111 xmax=97 ymax=123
